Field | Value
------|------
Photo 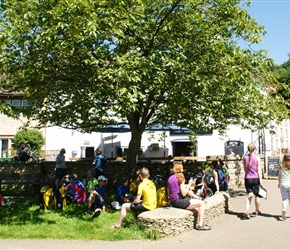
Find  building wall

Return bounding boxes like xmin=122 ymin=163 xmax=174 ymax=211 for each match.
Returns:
xmin=1 ymin=112 xmax=290 ymax=159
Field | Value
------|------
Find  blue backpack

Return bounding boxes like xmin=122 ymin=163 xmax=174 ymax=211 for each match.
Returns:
xmin=214 ymin=168 xmax=228 ymax=191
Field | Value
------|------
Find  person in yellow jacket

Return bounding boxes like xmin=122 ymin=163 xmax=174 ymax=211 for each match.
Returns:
xmin=39 ymin=180 xmax=53 ymax=209
xmin=156 ymin=181 xmax=168 ymax=208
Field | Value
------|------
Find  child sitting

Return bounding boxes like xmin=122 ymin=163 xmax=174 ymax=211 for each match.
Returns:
xmin=39 ymin=180 xmax=53 ymax=209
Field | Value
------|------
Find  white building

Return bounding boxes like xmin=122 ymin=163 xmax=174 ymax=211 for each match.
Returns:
xmin=1 ymin=113 xmax=289 ymax=159
xmin=42 ymin=121 xmax=290 ymax=159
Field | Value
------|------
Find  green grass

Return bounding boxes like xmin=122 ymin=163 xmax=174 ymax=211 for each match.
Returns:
xmin=0 ymin=197 xmax=155 ymax=241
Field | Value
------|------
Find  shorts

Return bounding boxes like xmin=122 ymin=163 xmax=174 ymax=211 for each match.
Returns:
xmin=170 ymin=197 xmax=191 ymax=209
xmin=244 ymin=178 xmax=260 ymax=194
xmin=55 ymin=168 xmax=66 ymax=180
xmin=280 ymin=186 xmax=290 ymax=201
xmin=130 ymin=203 xmax=149 ymax=212
xmin=92 ymin=202 xmax=103 ymax=210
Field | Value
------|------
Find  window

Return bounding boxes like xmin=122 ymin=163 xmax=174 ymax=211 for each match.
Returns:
xmin=6 ymin=100 xmax=11 ymax=104
xmin=22 ymin=100 xmax=28 ymax=107
xmin=12 ymin=100 xmax=20 ymax=106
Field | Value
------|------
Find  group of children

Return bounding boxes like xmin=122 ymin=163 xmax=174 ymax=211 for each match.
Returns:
xmin=39 ymin=172 xmax=89 ymax=210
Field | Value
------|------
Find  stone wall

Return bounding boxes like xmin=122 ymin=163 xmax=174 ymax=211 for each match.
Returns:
xmin=138 ymin=207 xmax=195 ymax=238
xmin=206 ymin=155 xmax=265 ymax=189
xmin=204 ymin=192 xmax=231 ymax=223
xmin=0 ymin=155 xmax=265 ymax=193
xmin=138 ymin=192 xmax=231 ymax=238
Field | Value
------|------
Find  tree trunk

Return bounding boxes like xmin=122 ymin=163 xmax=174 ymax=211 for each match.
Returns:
xmin=125 ymin=123 xmax=143 ymax=179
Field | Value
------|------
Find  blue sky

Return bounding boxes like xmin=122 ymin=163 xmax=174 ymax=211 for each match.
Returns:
xmin=239 ymin=0 xmax=290 ymax=65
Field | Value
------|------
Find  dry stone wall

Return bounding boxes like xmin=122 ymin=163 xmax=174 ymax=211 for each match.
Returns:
xmin=0 ymin=155 xmax=265 ymax=194
xmin=138 ymin=192 xmax=231 ymax=238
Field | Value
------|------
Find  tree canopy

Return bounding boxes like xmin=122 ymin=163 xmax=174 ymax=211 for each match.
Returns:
xmin=0 ymin=0 xmax=288 ymax=173
xmin=275 ymin=54 xmax=290 ymax=110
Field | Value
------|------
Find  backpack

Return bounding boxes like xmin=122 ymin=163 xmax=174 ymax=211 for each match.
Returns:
xmin=214 ymin=168 xmax=228 ymax=190
xmin=94 ymin=154 xmax=107 ymax=171
xmin=204 ymin=172 xmax=214 ymax=185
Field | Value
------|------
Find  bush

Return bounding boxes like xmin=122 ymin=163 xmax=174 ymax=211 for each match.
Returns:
xmin=13 ymin=129 xmax=45 ymax=156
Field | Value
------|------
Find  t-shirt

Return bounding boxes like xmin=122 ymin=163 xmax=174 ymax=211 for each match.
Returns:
xmin=129 ymin=182 xmax=138 ymax=195
xmin=243 ymin=154 xmax=259 ymax=179
xmin=280 ymin=169 xmax=290 ymax=186
xmin=116 ymin=184 xmax=129 ymax=202
xmin=137 ymin=178 xmax=156 ymax=210
xmin=167 ymin=174 xmax=179 ymax=202
xmin=55 ymin=154 xmax=65 ymax=169
xmin=86 ymin=178 xmax=98 ymax=192
xmin=66 ymin=180 xmax=87 ymax=203
xmin=93 ymin=184 xmax=108 ymax=205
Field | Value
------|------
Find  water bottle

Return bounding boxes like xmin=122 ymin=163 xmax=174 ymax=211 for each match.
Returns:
xmin=102 ymin=205 xmax=106 ymax=213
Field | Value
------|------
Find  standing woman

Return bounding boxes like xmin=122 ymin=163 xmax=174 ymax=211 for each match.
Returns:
xmin=243 ymin=143 xmax=262 ymax=219
xmin=278 ymin=153 xmax=290 ymax=220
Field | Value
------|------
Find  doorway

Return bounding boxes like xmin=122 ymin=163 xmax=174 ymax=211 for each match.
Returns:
xmin=171 ymin=140 xmax=196 ymax=156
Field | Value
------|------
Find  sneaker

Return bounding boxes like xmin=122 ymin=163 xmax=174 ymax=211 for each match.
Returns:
xmin=243 ymin=213 xmax=250 ymax=219
xmin=92 ymin=209 xmax=101 ymax=218
xmin=282 ymin=209 xmax=287 ymax=220
xmin=197 ymin=223 xmax=211 ymax=231
xmin=252 ymin=210 xmax=262 ymax=216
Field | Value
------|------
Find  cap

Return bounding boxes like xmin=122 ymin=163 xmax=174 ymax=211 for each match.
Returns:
xmin=98 ymin=175 xmax=108 ymax=181
xmin=60 ymin=148 xmax=66 ymax=152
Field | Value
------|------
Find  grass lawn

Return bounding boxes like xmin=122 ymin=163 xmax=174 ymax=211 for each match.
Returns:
xmin=0 ymin=196 xmax=158 ymax=241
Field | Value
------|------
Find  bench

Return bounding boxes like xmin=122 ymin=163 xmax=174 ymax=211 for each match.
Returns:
xmin=138 ymin=192 xmax=231 ymax=238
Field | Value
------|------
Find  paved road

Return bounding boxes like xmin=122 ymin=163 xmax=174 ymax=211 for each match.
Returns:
xmin=1 ymin=179 xmax=290 ymax=249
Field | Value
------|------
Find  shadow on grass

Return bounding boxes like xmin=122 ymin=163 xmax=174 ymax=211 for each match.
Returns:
xmin=1 ymin=196 xmax=121 ymax=225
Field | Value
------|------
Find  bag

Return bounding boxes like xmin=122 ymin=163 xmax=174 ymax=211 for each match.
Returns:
xmin=111 ymin=201 xmax=121 ymax=210
xmin=204 ymin=172 xmax=214 ymax=185
xmin=253 ymin=185 xmax=267 ymax=199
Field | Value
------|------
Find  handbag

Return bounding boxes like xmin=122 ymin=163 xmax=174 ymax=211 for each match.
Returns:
xmin=253 ymin=185 xmax=267 ymax=200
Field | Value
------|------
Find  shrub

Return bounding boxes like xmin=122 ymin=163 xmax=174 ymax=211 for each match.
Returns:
xmin=13 ymin=129 xmax=45 ymax=156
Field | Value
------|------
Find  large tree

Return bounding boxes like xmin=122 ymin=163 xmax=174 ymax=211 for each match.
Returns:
xmin=0 ymin=0 xmax=288 ymax=174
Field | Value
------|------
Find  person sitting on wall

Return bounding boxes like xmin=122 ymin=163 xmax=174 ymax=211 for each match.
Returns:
xmin=167 ymin=162 xmax=211 ymax=231
xmin=16 ymin=142 xmax=30 ymax=162
xmin=111 ymin=167 xmax=157 ymax=229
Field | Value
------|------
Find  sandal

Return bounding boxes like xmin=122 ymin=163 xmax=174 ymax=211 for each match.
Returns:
xmin=110 ymin=225 xmax=121 ymax=229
